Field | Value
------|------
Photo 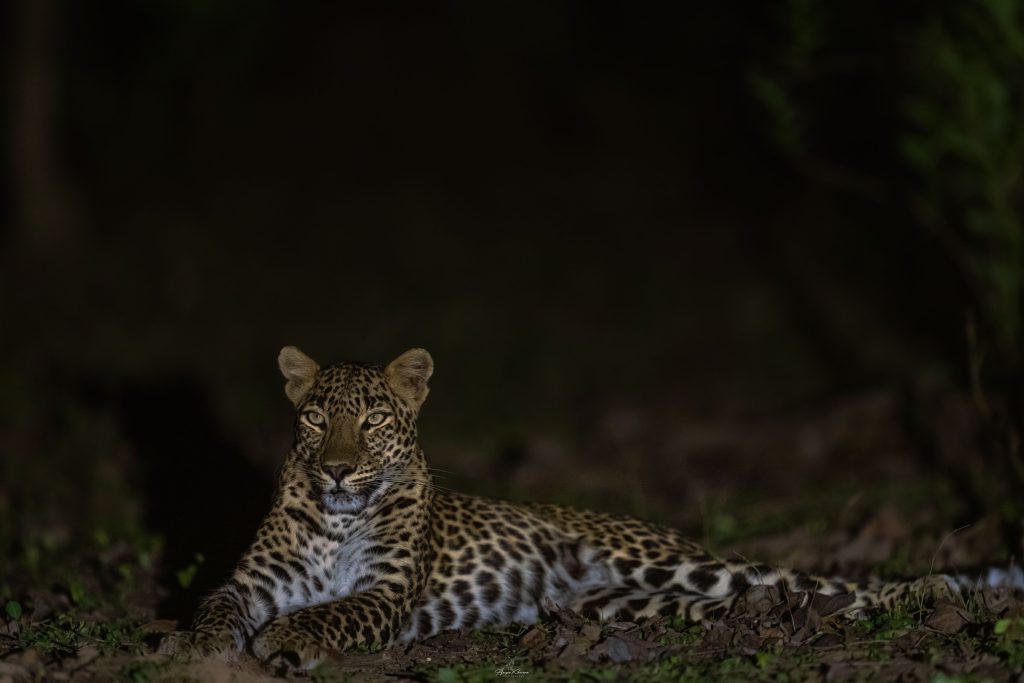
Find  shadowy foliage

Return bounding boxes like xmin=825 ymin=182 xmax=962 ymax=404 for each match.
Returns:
xmin=752 ymin=0 xmax=1024 ymax=377
xmin=903 ymin=0 xmax=1024 ymax=372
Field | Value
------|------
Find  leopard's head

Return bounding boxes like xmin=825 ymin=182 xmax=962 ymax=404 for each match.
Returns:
xmin=277 ymin=346 xmax=432 ymax=514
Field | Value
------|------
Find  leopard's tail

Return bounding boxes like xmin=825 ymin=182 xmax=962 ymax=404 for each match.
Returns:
xmin=776 ymin=564 xmax=1024 ymax=614
xmin=570 ymin=560 xmax=1024 ymax=625
xmin=945 ymin=565 xmax=1024 ymax=592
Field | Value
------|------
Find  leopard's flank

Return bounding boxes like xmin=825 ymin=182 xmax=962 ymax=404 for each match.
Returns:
xmin=159 ymin=347 xmax=956 ymax=671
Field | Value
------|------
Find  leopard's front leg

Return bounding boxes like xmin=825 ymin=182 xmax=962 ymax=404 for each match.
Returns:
xmin=251 ymin=587 xmax=410 ymax=672
xmin=158 ymin=581 xmax=266 ymax=660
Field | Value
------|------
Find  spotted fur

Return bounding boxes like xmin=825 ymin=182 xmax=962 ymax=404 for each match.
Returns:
xmin=159 ymin=347 xmax=952 ymax=671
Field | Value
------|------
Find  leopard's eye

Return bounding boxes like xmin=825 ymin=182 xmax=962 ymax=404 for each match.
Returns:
xmin=364 ymin=411 xmax=388 ymax=427
xmin=300 ymin=409 xmax=326 ymax=431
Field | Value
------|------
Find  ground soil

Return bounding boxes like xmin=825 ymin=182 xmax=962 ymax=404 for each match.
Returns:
xmin=2 ymin=385 xmax=1023 ymax=682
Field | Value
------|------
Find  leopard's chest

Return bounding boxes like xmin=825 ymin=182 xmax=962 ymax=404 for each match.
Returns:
xmin=323 ymin=537 xmax=373 ymax=597
xmin=273 ymin=534 xmax=372 ymax=615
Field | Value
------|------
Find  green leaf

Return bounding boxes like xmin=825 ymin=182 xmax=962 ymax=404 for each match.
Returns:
xmin=175 ymin=552 xmax=206 ymax=589
xmin=5 ymin=600 xmax=22 ymax=620
xmin=995 ymin=618 xmax=1011 ymax=635
xmin=175 ymin=565 xmax=198 ymax=589
xmin=68 ymin=579 xmax=87 ymax=606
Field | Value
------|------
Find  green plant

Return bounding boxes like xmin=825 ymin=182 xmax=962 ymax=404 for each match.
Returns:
xmin=902 ymin=0 xmax=1024 ymax=366
xmin=748 ymin=0 xmax=823 ymax=159
xmin=175 ymin=552 xmax=205 ymax=589
xmin=661 ymin=621 xmax=706 ymax=646
xmin=67 ymin=577 xmax=96 ymax=609
xmin=854 ymin=606 xmax=919 ymax=640
xmin=993 ymin=616 xmax=1024 ymax=668
xmin=472 ymin=623 xmax=529 ymax=649
xmin=752 ymin=0 xmax=1024 ymax=373
xmin=18 ymin=614 xmax=144 ymax=655
xmin=4 ymin=600 xmax=22 ymax=620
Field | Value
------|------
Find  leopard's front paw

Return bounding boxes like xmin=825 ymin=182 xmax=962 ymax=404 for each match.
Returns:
xmin=250 ymin=618 xmax=326 ymax=674
xmin=157 ymin=629 xmax=239 ymax=661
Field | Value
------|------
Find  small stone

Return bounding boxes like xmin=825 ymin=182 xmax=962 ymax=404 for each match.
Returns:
xmin=924 ymin=602 xmax=970 ymax=634
xmin=581 ymin=623 xmax=602 ymax=642
xmin=605 ymin=637 xmax=633 ymax=663
xmin=0 ymin=662 xmax=31 ymax=683
xmin=556 ymin=643 xmax=587 ymax=667
xmin=519 ymin=626 xmax=546 ymax=649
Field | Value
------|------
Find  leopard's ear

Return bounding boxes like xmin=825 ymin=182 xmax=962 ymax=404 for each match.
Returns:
xmin=386 ymin=348 xmax=433 ymax=409
xmin=278 ymin=346 xmax=319 ymax=406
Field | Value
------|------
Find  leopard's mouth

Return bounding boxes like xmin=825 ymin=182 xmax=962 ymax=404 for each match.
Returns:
xmin=321 ymin=477 xmax=384 ymax=514
xmin=322 ymin=488 xmax=366 ymax=513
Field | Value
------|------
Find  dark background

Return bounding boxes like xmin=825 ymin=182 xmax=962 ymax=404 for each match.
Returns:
xmin=2 ymin=1 xmax=1022 ymax=619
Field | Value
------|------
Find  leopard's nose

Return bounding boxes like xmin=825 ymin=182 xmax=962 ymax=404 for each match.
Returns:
xmin=324 ymin=463 xmax=353 ymax=483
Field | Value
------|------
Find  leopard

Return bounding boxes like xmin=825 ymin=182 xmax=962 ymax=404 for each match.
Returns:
xmin=159 ymin=346 xmax=958 ymax=672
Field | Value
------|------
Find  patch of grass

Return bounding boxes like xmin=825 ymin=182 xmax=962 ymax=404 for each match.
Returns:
xmin=471 ymin=623 xmax=530 ymax=649
xmin=421 ymin=661 xmax=509 ymax=683
xmin=932 ymin=673 xmax=1012 ymax=683
xmin=310 ymin=662 xmax=356 ymax=683
xmin=621 ymin=654 xmax=776 ymax=683
xmin=853 ymin=606 xmax=919 ymax=640
xmin=561 ymin=666 xmax=620 ymax=682
xmin=754 ymin=649 xmax=776 ymax=671
xmin=410 ymin=654 xmax=542 ymax=683
xmin=119 ymin=659 xmax=178 ymax=683
xmin=18 ymin=614 xmax=145 ymax=655
xmin=660 ymin=621 xmax=706 ymax=646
